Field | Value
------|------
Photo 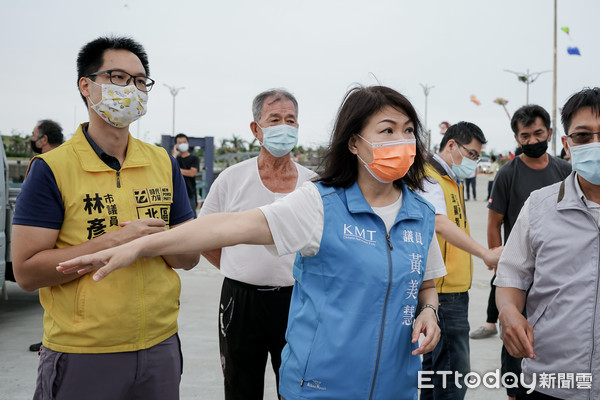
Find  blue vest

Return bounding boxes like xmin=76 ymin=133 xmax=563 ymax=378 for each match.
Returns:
xmin=279 ymin=182 xmax=436 ymax=400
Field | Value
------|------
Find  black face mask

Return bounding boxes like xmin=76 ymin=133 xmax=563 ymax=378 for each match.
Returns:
xmin=30 ymin=139 xmax=42 ymax=154
xmin=521 ymin=140 xmax=548 ymax=158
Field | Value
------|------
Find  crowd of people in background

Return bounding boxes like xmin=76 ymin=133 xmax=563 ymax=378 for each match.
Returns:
xmin=9 ymin=34 xmax=600 ymax=400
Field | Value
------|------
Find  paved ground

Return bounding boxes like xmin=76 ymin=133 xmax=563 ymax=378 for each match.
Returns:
xmin=0 ymin=175 xmax=509 ymax=399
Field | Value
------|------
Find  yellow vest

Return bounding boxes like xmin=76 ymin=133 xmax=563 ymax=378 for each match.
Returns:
xmin=425 ymin=159 xmax=473 ymax=293
xmin=36 ymin=124 xmax=181 ymax=353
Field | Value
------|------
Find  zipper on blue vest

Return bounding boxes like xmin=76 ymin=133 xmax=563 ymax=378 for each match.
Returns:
xmin=116 ymin=170 xmax=121 ymax=188
xmin=300 ymin=340 xmax=316 ymax=387
xmin=368 ymin=232 xmax=394 ymax=399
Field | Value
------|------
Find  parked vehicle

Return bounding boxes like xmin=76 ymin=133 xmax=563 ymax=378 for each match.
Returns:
xmin=0 ymin=145 xmax=21 ymax=299
xmin=478 ymin=156 xmax=492 ymax=173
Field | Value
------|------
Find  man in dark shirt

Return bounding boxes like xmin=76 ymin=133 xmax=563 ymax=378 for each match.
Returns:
xmin=173 ymin=133 xmax=200 ymax=217
xmin=475 ymin=104 xmax=571 ymax=400
xmin=30 ymin=119 xmax=64 ymax=155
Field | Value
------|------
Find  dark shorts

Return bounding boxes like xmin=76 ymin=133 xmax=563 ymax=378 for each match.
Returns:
xmin=34 ymin=334 xmax=182 ymax=400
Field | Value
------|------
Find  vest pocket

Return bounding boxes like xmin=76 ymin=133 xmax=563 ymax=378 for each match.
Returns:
xmin=300 ymin=319 xmax=323 ymax=387
xmin=74 ymin=278 xmax=86 ymax=323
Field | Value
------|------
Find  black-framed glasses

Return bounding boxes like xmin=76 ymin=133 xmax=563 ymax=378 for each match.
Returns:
xmin=566 ymin=131 xmax=600 ymax=145
xmin=87 ymin=69 xmax=155 ymax=92
xmin=457 ymin=143 xmax=480 ymax=162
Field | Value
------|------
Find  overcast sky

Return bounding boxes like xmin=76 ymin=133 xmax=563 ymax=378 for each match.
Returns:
xmin=1 ymin=0 xmax=597 ymax=155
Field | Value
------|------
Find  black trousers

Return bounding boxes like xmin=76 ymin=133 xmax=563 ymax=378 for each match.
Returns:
xmin=465 ymin=177 xmax=476 ymax=199
xmin=486 ymin=275 xmax=499 ymax=324
xmin=517 ymin=390 xmax=563 ymax=399
xmin=219 ymin=277 xmax=293 ymax=400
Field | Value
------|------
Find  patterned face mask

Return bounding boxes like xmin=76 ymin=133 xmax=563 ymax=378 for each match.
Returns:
xmin=88 ymin=80 xmax=148 ymax=128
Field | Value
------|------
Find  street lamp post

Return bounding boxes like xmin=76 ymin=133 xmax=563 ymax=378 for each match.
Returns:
xmin=420 ymin=83 xmax=434 ymax=154
xmin=504 ymin=68 xmax=551 ymax=105
xmin=163 ymin=84 xmax=185 ymax=136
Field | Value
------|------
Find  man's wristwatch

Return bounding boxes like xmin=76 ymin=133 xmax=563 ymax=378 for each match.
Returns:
xmin=419 ymin=304 xmax=439 ymax=323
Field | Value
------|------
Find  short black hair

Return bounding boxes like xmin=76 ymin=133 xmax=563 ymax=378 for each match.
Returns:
xmin=439 ymin=122 xmax=487 ymax=151
xmin=175 ymin=133 xmax=189 ymax=141
xmin=510 ymin=104 xmax=551 ymax=134
xmin=561 ymin=87 xmax=600 ymax=134
xmin=76 ymin=36 xmax=150 ymax=106
xmin=37 ymin=119 xmax=64 ymax=145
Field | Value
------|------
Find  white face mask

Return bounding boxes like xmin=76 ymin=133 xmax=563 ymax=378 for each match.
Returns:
xmin=177 ymin=143 xmax=189 ymax=152
xmin=88 ymin=80 xmax=148 ymax=128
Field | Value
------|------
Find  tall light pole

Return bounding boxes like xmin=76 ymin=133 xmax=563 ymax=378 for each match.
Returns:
xmin=420 ymin=83 xmax=434 ymax=154
xmin=504 ymin=68 xmax=551 ymax=105
xmin=163 ymin=84 xmax=185 ymax=136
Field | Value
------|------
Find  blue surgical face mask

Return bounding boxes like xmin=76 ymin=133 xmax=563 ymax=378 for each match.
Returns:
xmin=257 ymin=123 xmax=298 ymax=158
xmin=569 ymin=142 xmax=600 ymax=185
xmin=450 ymin=145 xmax=478 ymax=180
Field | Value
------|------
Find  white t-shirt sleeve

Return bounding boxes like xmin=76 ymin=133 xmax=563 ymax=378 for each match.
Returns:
xmin=416 ymin=179 xmax=447 ymax=216
xmin=198 ymin=175 xmax=222 ymax=216
xmin=259 ymin=182 xmax=324 ymax=257
xmin=423 ymin=234 xmax=446 ymax=280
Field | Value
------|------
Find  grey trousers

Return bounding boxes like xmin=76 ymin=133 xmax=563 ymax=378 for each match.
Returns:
xmin=33 ymin=334 xmax=182 ymax=400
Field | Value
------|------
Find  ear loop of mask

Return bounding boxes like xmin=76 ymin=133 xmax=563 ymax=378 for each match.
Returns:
xmin=255 ymin=122 xmax=265 ymax=145
xmin=355 ymin=135 xmax=414 ymax=183
xmin=86 ymin=78 xmax=103 ymax=108
xmin=449 ymin=141 xmax=463 ymax=166
xmin=356 ymin=153 xmax=389 ymax=183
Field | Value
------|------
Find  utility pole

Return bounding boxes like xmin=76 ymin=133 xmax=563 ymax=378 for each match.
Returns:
xmin=420 ymin=83 xmax=434 ymax=154
xmin=163 ymin=84 xmax=185 ymax=136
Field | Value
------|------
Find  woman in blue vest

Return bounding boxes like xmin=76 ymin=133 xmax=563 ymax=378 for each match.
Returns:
xmin=60 ymin=85 xmax=446 ymax=400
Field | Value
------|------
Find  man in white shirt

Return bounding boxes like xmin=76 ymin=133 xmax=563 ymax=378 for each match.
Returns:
xmin=496 ymin=87 xmax=600 ymax=400
xmin=200 ymin=89 xmax=316 ymax=400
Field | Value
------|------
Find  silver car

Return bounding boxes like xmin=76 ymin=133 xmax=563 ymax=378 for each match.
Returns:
xmin=478 ymin=157 xmax=491 ymax=173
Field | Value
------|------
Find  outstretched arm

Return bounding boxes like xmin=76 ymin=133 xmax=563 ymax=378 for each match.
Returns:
xmin=13 ymin=218 xmax=168 ymax=291
xmin=161 ymin=218 xmax=201 ymax=270
xmin=435 ymin=214 xmax=503 ymax=269
xmin=58 ymin=209 xmax=273 ymax=281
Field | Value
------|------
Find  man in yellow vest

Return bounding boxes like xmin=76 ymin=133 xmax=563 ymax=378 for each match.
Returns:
xmin=417 ymin=122 xmax=503 ymax=400
xmin=12 ymin=36 xmax=199 ymax=400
